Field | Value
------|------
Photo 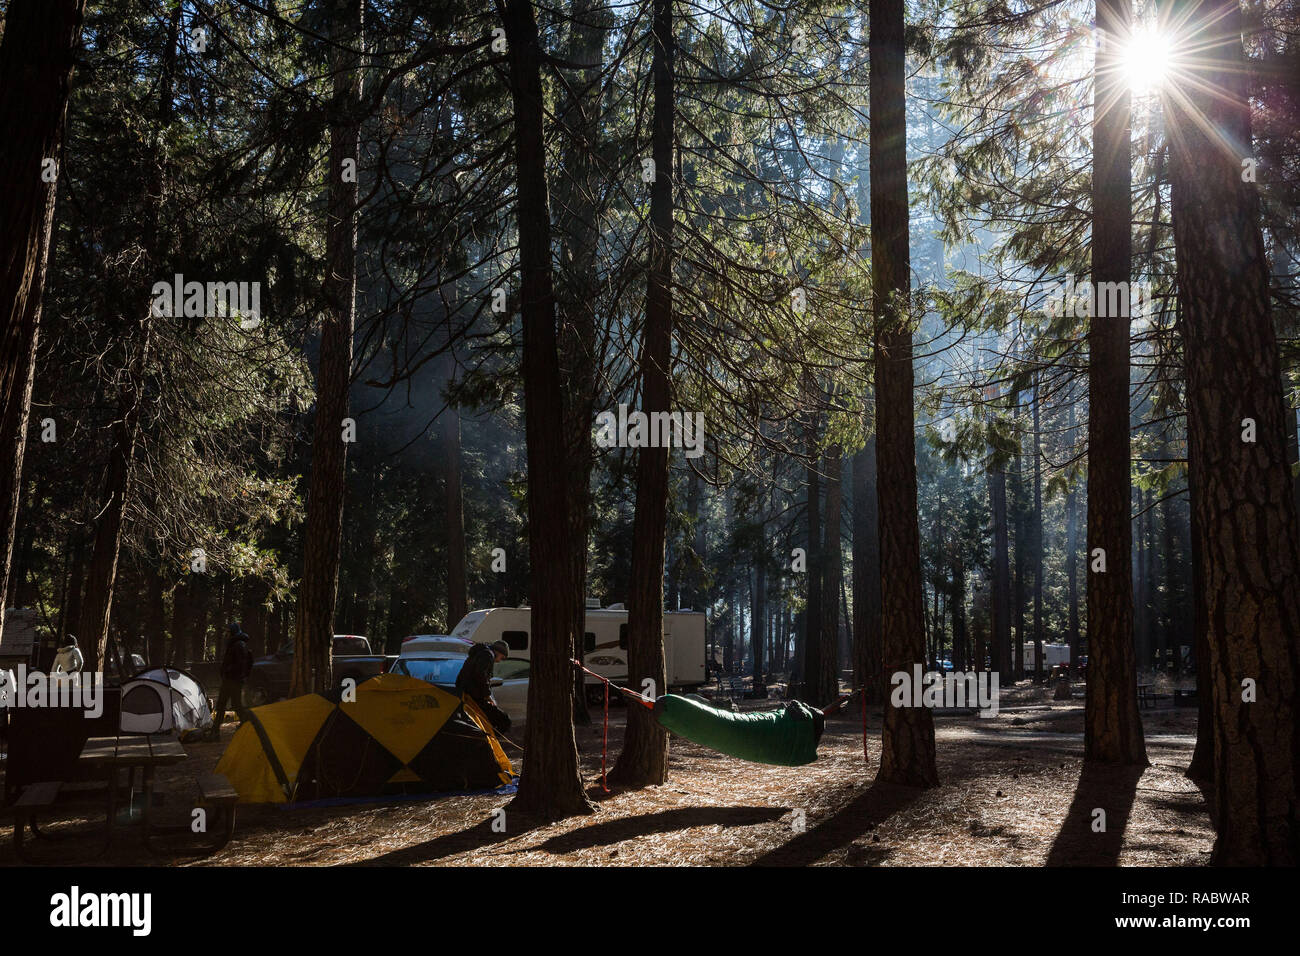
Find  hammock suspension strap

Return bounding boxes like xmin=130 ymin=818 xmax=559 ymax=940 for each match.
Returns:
xmin=571 ymin=659 xmax=651 ymax=792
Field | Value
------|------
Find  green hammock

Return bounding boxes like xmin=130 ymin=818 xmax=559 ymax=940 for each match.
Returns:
xmin=652 ymin=694 xmax=825 ymax=766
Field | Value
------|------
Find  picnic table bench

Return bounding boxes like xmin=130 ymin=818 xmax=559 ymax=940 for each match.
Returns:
xmin=714 ymin=675 xmax=748 ymax=702
xmin=10 ymin=781 xmax=99 ymax=861
xmin=172 ymin=773 xmax=239 ymax=856
xmin=1137 ymin=683 xmax=1171 ymax=709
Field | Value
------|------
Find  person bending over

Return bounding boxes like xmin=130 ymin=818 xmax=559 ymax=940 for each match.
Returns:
xmin=455 ymin=640 xmax=512 ymax=733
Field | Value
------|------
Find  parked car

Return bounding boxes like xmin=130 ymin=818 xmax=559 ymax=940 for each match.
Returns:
xmin=394 ymin=634 xmax=529 ymax=722
xmin=245 ymin=634 xmax=392 ymax=706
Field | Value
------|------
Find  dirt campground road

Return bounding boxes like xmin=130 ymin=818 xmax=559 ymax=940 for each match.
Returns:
xmin=0 ymin=688 xmax=1213 ymax=867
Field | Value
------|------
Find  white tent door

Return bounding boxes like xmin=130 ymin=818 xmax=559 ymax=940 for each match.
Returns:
xmin=120 ymin=680 xmax=173 ymax=734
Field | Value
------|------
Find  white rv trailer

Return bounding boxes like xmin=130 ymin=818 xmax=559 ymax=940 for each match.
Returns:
xmin=1023 ymin=642 xmax=1071 ymax=672
xmin=449 ymin=605 xmax=707 ymax=693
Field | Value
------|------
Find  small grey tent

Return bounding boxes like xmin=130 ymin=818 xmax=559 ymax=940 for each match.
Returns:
xmin=120 ymin=667 xmax=213 ymax=738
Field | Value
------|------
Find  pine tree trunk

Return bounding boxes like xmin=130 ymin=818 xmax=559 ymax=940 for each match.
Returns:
xmin=839 ymin=579 xmax=851 ymax=672
xmin=952 ymin=558 xmax=967 ymax=671
xmin=0 ymin=0 xmax=86 ymax=645
xmin=852 ymin=437 xmax=884 ymax=704
xmin=609 ymin=0 xmax=674 ymax=788
xmin=1159 ymin=479 xmax=1178 ymax=674
xmin=293 ymin=0 xmax=363 ymax=697
xmin=989 ymin=462 xmax=1013 ymax=675
xmin=240 ymin=578 xmax=270 ymax=656
xmin=1084 ymin=0 xmax=1147 ymax=766
xmin=1065 ymin=403 xmax=1082 ymax=673
xmin=81 ymin=374 xmax=150 ymax=673
xmin=6 ymin=449 xmax=40 ymax=611
xmin=56 ymin=531 xmax=84 ymax=652
xmin=1186 ymin=485 xmax=1214 ymax=783
xmin=752 ymin=559 xmax=766 ymax=695
xmin=1032 ymin=378 xmax=1044 ymax=681
xmin=1012 ymin=411 xmax=1026 ymax=681
xmin=170 ymin=575 xmax=193 ymax=668
xmin=145 ymin=568 xmax=166 ymax=666
xmin=443 ymin=366 xmax=468 ymax=632
xmin=1162 ymin=0 xmax=1300 ymax=864
xmin=555 ymin=0 xmax=606 ymax=725
xmin=1144 ymin=489 xmax=1158 ymax=669
xmin=816 ymin=446 xmax=843 ymax=706
xmin=217 ymin=578 xmax=233 ymax=655
xmin=190 ymin=576 xmax=211 ymax=664
xmin=0 ymin=283 xmax=42 ymax=628
xmin=801 ymin=397 xmax=822 ymax=700
xmin=870 ymin=0 xmax=937 ymax=788
xmin=351 ymin=462 xmax=379 ymax=637
xmin=1134 ymin=490 xmax=1148 ymax=669
xmin=502 ymin=0 xmax=593 ymax=818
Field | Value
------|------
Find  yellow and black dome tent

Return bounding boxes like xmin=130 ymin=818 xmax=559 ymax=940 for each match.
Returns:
xmin=215 ymin=674 xmax=513 ymax=804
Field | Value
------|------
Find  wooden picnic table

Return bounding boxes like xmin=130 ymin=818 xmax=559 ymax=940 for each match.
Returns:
xmin=80 ymin=734 xmax=238 ymax=857
xmin=79 ymin=734 xmax=189 ymax=834
xmin=13 ymin=734 xmax=187 ymax=862
xmin=14 ymin=733 xmax=239 ymax=862
xmin=1136 ymin=683 xmax=1170 ymax=709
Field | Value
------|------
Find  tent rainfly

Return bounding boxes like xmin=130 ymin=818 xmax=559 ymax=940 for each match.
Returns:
xmin=215 ymin=674 xmax=513 ymax=804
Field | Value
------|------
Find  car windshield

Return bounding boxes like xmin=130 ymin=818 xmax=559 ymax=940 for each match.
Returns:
xmin=494 ymin=660 xmax=530 ymax=680
xmin=394 ymin=658 xmax=465 ymax=685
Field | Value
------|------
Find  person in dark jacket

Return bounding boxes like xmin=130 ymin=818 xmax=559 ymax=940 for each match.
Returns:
xmin=455 ymin=640 xmax=512 ymax=733
xmin=209 ymin=622 xmax=254 ymax=740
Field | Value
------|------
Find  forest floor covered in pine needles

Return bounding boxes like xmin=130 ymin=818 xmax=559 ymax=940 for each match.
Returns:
xmin=0 ymin=680 xmax=1214 ymax=866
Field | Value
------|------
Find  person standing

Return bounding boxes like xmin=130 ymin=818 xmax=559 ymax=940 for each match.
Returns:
xmin=209 ymin=623 xmax=253 ymax=740
xmin=52 ymin=636 xmax=84 ymax=674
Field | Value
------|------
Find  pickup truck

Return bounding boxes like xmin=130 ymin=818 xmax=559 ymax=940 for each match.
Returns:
xmin=245 ymin=634 xmax=394 ymax=706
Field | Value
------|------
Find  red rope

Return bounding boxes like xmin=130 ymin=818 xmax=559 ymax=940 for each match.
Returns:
xmin=572 ymin=659 xmax=652 ymax=793
xmin=571 ymin=659 xmax=654 ymax=709
xmin=601 ymin=680 xmax=609 ymax=793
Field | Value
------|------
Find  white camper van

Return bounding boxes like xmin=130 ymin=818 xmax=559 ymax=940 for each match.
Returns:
xmin=1024 ymin=642 xmax=1071 ymax=672
xmin=449 ymin=605 xmax=707 ymax=696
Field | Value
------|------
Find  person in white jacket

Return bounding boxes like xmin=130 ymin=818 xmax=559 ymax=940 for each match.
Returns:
xmin=53 ymin=636 xmax=84 ymax=674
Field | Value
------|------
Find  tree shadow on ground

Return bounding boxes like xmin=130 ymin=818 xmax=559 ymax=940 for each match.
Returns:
xmin=349 ymin=816 xmax=530 ymax=866
xmin=1045 ymin=762 xmax=1145 ymax=866
xmin=1183 ymin=768 xmax=1216 ymax=826
xmin=748 ymin=781 xmax=923 ymax=867
xmin=532 ymin=805 xmax=787 ymax=854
